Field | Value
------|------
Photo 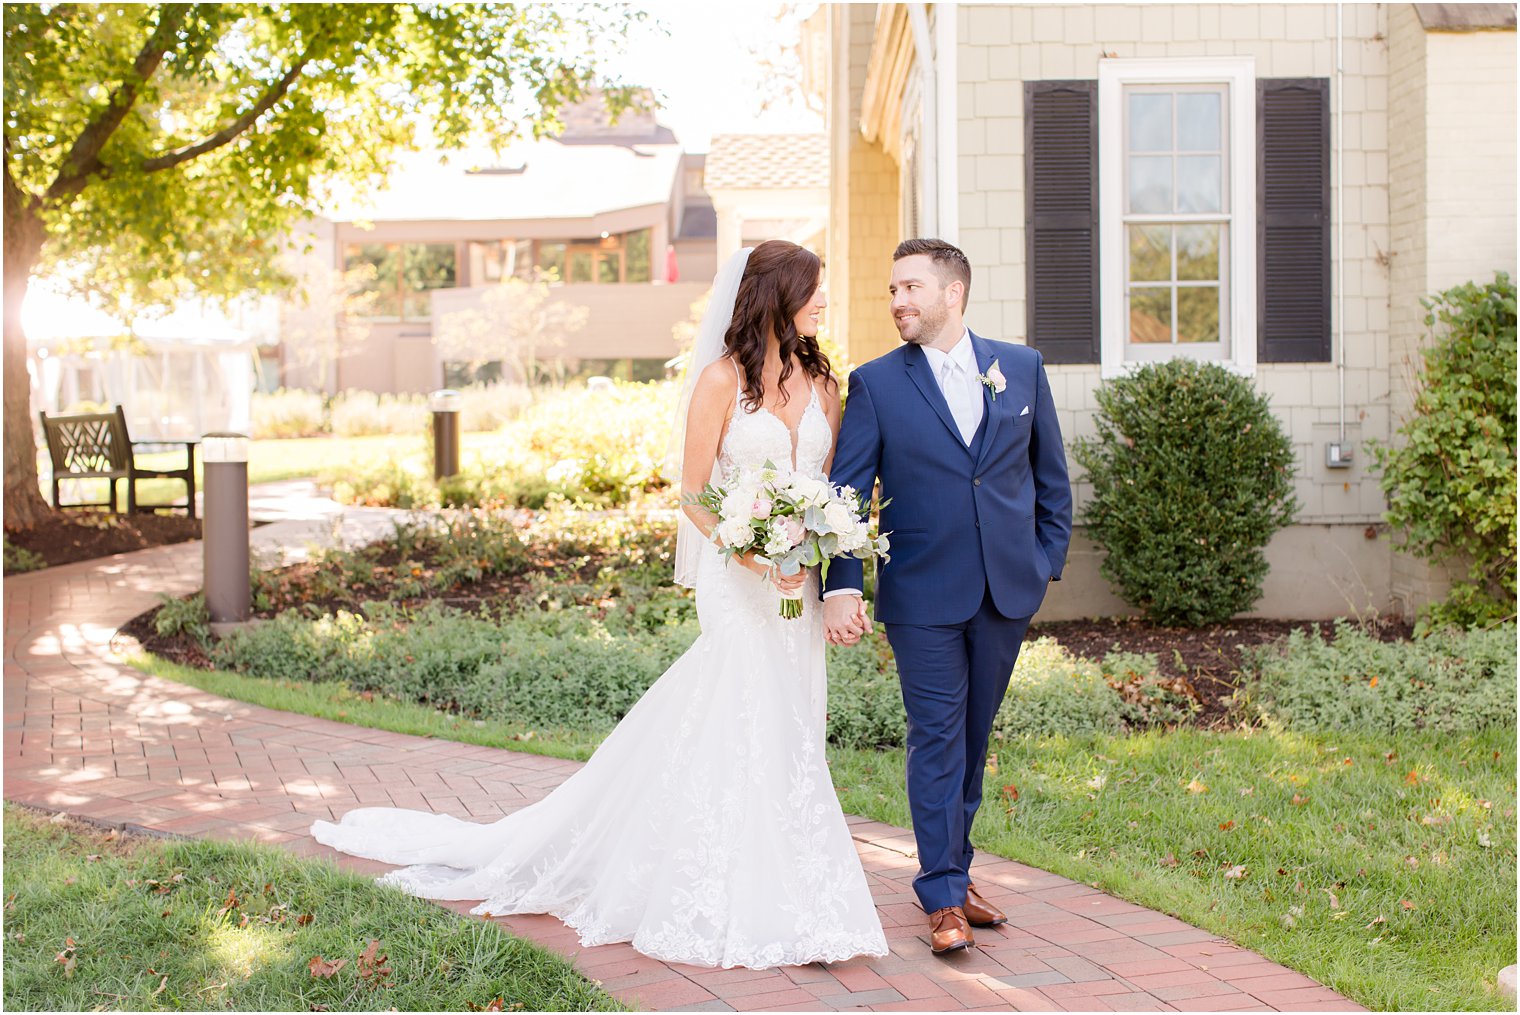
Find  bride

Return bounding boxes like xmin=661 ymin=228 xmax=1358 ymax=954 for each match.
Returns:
xmin=312 ymin=241 xmax=889 ymax=970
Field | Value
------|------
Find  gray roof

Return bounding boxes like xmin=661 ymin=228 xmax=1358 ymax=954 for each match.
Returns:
xmin=704 ymin=134 xmax=829 ymax=191
xmin=1414 ymin=4 xmax=1516 ymax=31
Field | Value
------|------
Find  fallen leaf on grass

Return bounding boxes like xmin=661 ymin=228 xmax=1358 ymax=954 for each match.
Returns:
xmin=152 ymin=976 xmax=168 ymax=997
xmin=308 ymin=956 xmax=347 ymax=979
xmin=1238 ymin=786 xmax=1254 ymax=796
xmin=1365 ymin=915 xmax=1386 ymax=929
xmin=1159 ymin=853 xmax=1180 ymax=868
xmin=1404 ymin=770 xmax=1420 ymax=785
xmin=1322 ymin=888 xmax=1340 ymax=909
xmin=1219 ymin=820 xmax=1236 ymax=831
xmin=296 ymin=914 xmax=314 ymax=927
xmin=357 ymin=939 xmax=393 ymax=987
xmin=1291 ymin=794 xmax=1310 ymax=806
xmin=55 ymin=938 xmax=78 ymax=977
xmin=1185 ymin=778 xmax=1209 ymax=794
xmin=1223 ymin=864 xmax=1248 ymax=880
xmin=85 ymin=854 xmax=102 ymax=863
xmin=1400 ymin=899 xmax=1415 ymax=910
xmin=1478 ymin=830 xmax=1493 ymax=848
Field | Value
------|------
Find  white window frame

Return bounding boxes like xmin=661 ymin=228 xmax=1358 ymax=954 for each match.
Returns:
xmin=1098 ymin=57 xmax=1257 ymax=379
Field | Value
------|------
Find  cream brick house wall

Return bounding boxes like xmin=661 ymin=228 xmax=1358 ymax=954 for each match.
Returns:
xmin=838 ymin=3 xmax=1514 ymax=620
xmin=1385 ymin=5 xmax=1517 ymax=612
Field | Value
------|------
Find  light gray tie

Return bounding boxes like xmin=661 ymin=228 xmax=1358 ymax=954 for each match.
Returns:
xmin=939 ymin=359 xmax=978 ymax=446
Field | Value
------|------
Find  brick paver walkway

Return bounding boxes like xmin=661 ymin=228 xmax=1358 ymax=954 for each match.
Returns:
xmin=3 ymin=498 xmax=1365 ymax=1012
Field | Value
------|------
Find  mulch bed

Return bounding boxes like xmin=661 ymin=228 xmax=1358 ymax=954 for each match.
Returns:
xmin=5 ymin=511 xmax=202 ymax=573
xmin=1030 ymin=615 xmax=1412 ymax=724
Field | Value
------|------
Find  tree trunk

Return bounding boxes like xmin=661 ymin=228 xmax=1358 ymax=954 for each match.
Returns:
xmin=4 ymin=194 xmax=52 ymax=531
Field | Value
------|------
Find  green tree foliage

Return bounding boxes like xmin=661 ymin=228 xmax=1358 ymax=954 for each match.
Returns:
xmin=2 ymin=3 xmax=642 ymax=527
xmin=1072 ymin=360 xmax=1299 ymax=626
xmin=1373 ymin=273 xmax=1518 ymax=631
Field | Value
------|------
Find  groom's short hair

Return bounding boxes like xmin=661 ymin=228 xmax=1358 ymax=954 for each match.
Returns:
xmin=893 ymin=238 xmax=971 ymax=309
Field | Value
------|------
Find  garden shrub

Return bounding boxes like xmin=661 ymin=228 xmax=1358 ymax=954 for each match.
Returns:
xmin=251 ymin=388 xmax=325 ymax=438
xmin=154 ymin=592 xmax=210 ymax=645
xmin=329 ymin=390 xmax=429 ymax=437
xmin=457 ymin=382 xmax=532 ymax=432
xmin=1072 ymin=360 xmax=1298 ymax=626
xmin=1372 ymin=272 xmax=1517 ymax=632
xmin=1245 ymin=620 xmax=1517 ymax=734
xmin=1100 ymin=650 xmax=1199 ymax=728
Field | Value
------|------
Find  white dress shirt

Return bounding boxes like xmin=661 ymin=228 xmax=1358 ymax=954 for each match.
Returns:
xmin=825 ymin=328 xmax=980 ymax=600
xmin=920 ymin=328 xmax=983 ymax=446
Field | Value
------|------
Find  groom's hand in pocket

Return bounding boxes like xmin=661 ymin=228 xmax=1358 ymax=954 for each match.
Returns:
xmin=824 ymin=594 xmax=870 ymax=646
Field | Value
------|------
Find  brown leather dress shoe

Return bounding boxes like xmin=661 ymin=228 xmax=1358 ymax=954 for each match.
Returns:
xmin=928 ymin=905 xmax=974 ymax=954
xmin=963 ymin=882 xmax=1007 ymax=927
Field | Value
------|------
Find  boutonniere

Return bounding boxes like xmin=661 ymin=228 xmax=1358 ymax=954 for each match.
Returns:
xmin=978 ymin=359 xmax=1006 ymax=400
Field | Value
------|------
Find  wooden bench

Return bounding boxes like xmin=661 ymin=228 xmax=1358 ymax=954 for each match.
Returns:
xmin=38 ymin=405 xmax=198 ymax=518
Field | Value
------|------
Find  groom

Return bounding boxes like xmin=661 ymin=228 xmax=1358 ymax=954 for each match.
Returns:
xmin=824 ymin=238 xmax=1072 ymax=954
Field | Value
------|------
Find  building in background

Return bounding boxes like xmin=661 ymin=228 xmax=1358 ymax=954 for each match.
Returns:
xmin=277 ymin=95 xmax=720 ymax=392
xmin=826 ymin=3 xmax=1517 ymax=620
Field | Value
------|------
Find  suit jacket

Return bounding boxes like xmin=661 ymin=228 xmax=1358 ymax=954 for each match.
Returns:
xmin=824 ymin=332 xmax=1073 ymax=625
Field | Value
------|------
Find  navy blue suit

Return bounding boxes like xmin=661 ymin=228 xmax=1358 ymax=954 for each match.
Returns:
xmin=826 ymin=333 xmax=1072 ymax=912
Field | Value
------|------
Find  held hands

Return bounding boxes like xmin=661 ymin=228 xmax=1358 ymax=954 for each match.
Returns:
xmin=823 ymin=594 xmax=871 ymax=646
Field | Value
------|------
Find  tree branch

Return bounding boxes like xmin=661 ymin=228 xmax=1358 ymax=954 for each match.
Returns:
xmin=45 ymin=3 xmax=191 ymax=202
xmin=141 ymin=43 xmax=316 ymax=174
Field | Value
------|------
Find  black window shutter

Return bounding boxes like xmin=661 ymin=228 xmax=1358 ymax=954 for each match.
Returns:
xmin=1025 ymin=80 xmax=1099 ymax=364
xmin=1258 ymin=78 xmax=1331 ymax=362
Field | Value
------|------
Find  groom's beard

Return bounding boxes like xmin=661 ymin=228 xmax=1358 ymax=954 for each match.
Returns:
xmin=895 ymin=300 xmax=950 ymax=345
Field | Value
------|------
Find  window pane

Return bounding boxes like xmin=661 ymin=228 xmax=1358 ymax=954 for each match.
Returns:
xmin=1177 ymin=92 xmax=1221 ymax=150
xmin=1176 ymin=225 xmax=1221 ymax=281
xmin=568 ymin=251 xmax=594 ymax=283
xmin=1129 ymin=287 xmax=1173 ymax=344
xmin=596 ymin=251 xmax=621 ymax=284
xmin=1177 ymin=286 xmax=1221 ymax=343
xmin=624 ymin=228 xmax=652 ymax=283
xmin=1129 ymin=155 xmax=1173 ymax=213
xmin=1177 ymin=155 xmax=1222 ymax=212
xmin=538 ymin=242 xmax=566 ymax=281
xmin=1128 ymin=92 xmax=1172 ymax=152
xmin=402 ymin=243 xmax=457 ymax=319
xmin=1128 ymin=225 xmax=1172 ymax=282
xmin=343 ymin=243 xmax=402 ymax=318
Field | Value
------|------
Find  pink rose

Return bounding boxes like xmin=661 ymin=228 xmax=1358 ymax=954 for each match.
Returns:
xmin=751 ymin=497 xmax=773 ymax=520
xmin=780 ymin=516 xmax=806 ymax=547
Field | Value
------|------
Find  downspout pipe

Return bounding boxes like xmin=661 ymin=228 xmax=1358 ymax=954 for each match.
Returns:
xmin=1335 ymin=3 xmax=1347 ymax=444
xmin=908 ymin=3 xmax=937 ymax=238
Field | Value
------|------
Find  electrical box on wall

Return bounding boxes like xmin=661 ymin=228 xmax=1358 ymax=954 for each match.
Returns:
xmin=1326 ymin=442 xmax=1353 ymax=469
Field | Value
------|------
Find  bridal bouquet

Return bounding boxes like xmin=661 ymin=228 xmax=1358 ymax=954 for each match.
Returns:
xmin=685 ymin=462 xmax=891 ymax=619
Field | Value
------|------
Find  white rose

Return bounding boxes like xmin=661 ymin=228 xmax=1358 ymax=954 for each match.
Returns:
xmin=823 ymin=501 xmax=857 ymax=534
xmin=718 ymin=518 xmax=754 ymax=548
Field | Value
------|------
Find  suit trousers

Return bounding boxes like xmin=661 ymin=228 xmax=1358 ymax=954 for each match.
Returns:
xmin=885 ymin=586 xmax=1033 ymax=913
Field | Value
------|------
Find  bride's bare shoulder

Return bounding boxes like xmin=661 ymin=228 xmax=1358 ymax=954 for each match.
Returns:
xmin=691 ymin=357 xmax=739 ymax=407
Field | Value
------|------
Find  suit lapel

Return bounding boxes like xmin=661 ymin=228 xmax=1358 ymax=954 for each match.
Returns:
xmin=970 ymin=333 xmax=1003 ymax=473
xmin=903 ymin=344 xmax=974 ymax=456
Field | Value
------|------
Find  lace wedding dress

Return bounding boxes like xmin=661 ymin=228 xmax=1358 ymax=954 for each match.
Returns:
xmin=312 ymin=373 xmax=889 ymax=969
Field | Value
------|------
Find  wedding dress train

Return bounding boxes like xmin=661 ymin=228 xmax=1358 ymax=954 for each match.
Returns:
xmin=312 ymin=375 xmax=889 ymax=969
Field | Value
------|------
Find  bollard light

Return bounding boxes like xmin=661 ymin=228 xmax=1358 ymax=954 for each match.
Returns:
xmin=202 ymin=432 xmax=250 ymax=625
xmin=430 ymin=388 xmax=462 ymax=481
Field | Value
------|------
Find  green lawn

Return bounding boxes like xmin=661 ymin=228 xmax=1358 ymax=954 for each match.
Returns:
xmin=1 ymin=804 xmax=623 ymax=1013
xmin=126 ymin=651 xmax=1518 ymax=1011
xmin=38 ymin=431 xmax=508 ymax=507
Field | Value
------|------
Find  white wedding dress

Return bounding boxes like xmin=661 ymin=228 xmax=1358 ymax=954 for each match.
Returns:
xmin=311 ymin=376 xmax=889 ymax=969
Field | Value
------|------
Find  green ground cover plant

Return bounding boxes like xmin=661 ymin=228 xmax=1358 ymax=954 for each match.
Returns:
xmin=1 ymin=805 xmax=622 ymax=1012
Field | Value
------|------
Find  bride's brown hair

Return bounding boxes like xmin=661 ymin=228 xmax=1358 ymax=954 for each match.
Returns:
xmin=724 ymin=240 xmax=833 ymax=413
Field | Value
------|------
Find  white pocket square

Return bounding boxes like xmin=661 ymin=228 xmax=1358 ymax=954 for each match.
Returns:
xmin=1018 ymin=404 xmax=1030 ymax=417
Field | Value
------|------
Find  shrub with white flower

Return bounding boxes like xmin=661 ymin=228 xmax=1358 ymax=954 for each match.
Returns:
xmin=685 ymin=462 xmax=891 ymax=618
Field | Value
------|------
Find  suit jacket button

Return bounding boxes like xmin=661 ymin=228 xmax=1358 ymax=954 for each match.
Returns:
xmin=973 ymin=477 xmax=982 ymax=487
